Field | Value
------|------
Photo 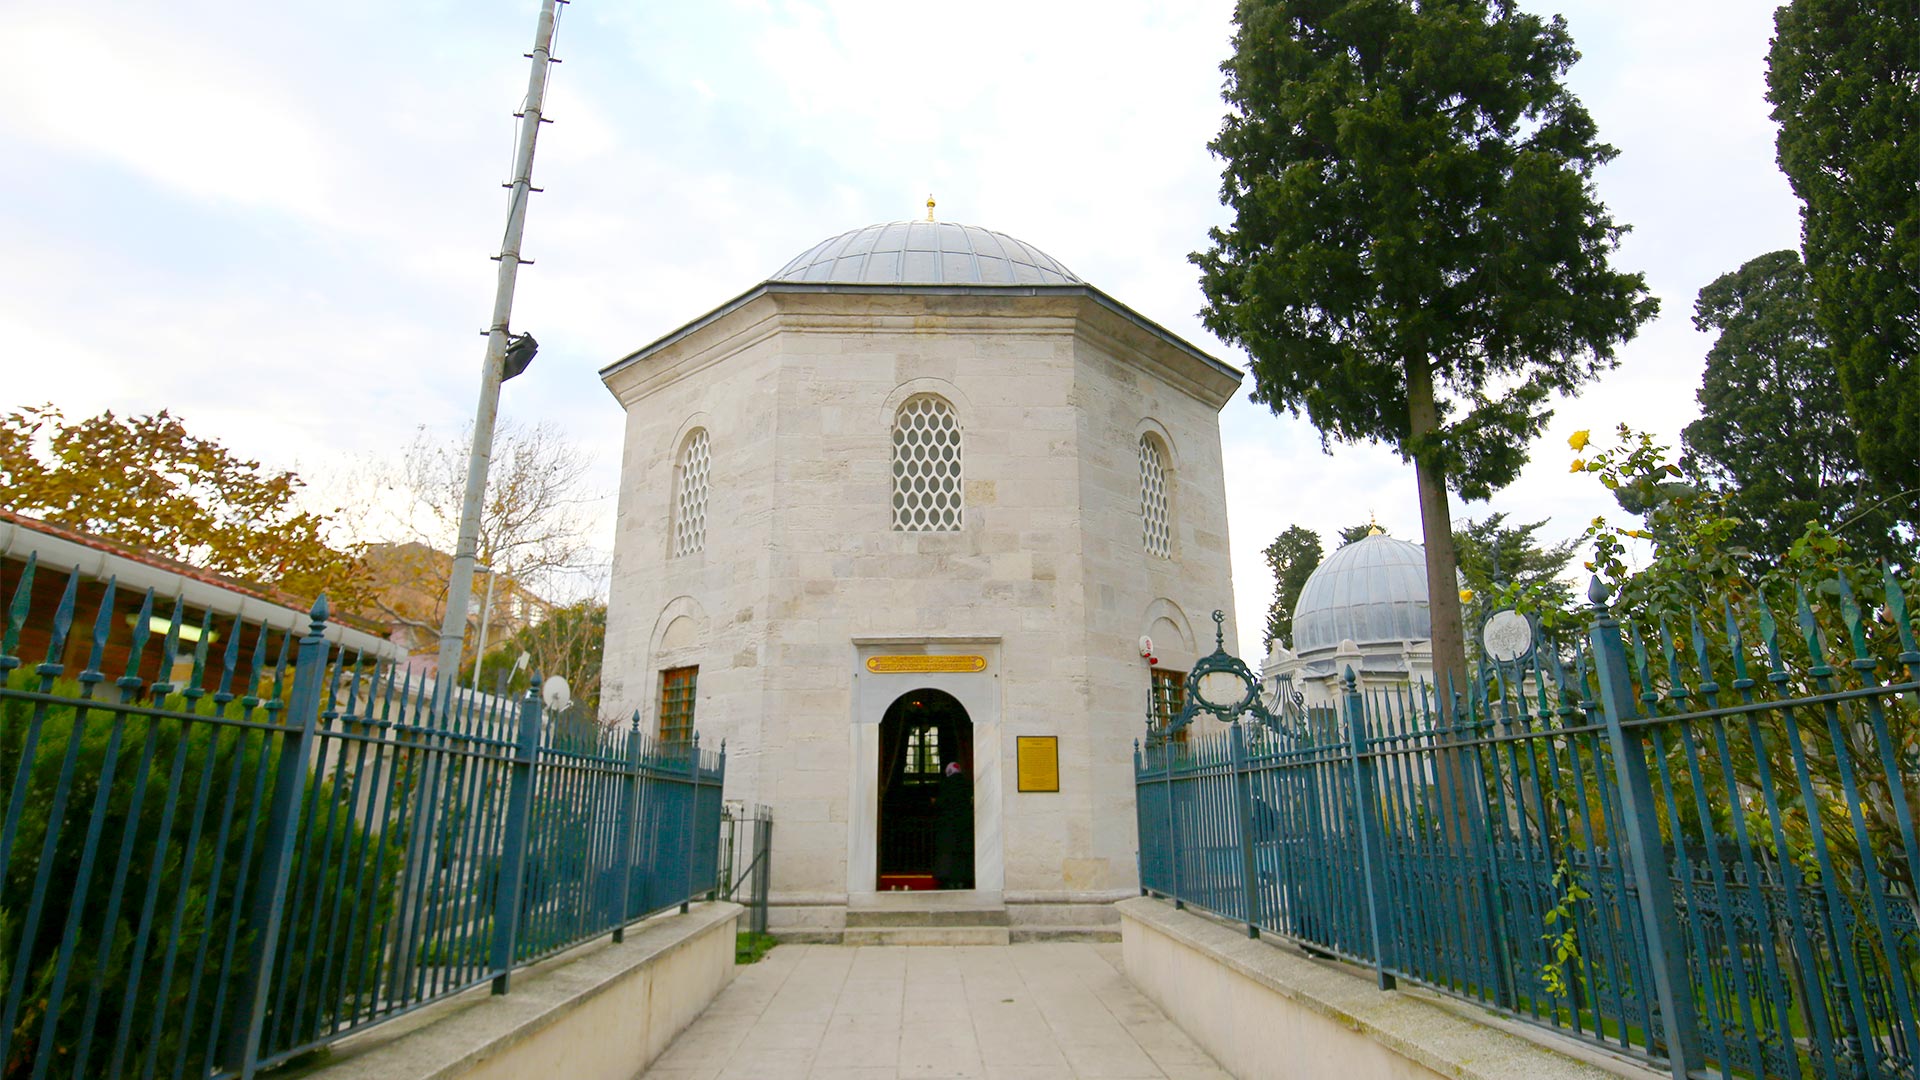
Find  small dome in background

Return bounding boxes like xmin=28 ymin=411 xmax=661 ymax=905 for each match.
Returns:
xmin=1290 ymin=534 xmax=1431 ymax=655
xmin=772 ymin=221 xmax=1081 ymax=286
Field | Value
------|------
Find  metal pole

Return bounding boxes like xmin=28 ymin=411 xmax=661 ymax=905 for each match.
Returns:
xmin=490 ymin=680 xmax=544 ymax=995
xmin=471 ymin=566 xmax=496 ymax=689
xmin=1585 ymin=580 xmax=1702 ymax=1078
xmin=434 ymin=0 xmax=560 ymax=697
xmin=1343 ymin=666 xmax=1396 ymax=991
xmin=1230 ymin=723 xmax=1261 ymax=938
xmin=681 ymin=734 xmax=698 ymax=914
xmin=612 ymin=715 xmax=642 ymax=942
xmin=227 ymin=598 xmax=330 ymax=1077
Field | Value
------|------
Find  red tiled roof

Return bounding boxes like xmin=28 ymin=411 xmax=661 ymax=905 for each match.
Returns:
xmin=0 ymin=508 xmax=388 ymax=634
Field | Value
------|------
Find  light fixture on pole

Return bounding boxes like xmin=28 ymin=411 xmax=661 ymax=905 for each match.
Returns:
xmin=502 ymin=332 xmax=539 ymax=381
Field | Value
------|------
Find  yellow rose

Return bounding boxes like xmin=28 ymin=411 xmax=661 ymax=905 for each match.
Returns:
xmin=1569 ymin=458 xmax=1586 ymax=473
xmin=1458 ymin=588 xmax=1475 ymax=605
xmin=1569 ymin=429 xmax=1591 ymax=451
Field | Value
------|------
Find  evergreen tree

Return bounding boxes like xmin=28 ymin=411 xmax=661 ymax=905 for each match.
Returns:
xmin=1451 ymin=512 xmax=1577 ymax=614
xmin=1681 ymin=250 xmax=1911 ymax=563
xmin=1261 ymin=525 xmax=1323 ymax=649
xmin=1194 ymin=0 xmax=1656 ymax=694
xmin=1767 ymin=0 xmax=1919 ymax=495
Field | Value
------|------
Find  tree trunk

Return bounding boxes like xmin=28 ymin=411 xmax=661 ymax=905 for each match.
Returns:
xmin=1407 ymin=356 xmax=1473 ymax=851
xmin=1405 ymin=355 xmax=1470 ymax=705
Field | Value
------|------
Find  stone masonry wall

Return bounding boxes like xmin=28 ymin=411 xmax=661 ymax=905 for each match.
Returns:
xmin=602 ymin=287 xmax=1240 ymax=919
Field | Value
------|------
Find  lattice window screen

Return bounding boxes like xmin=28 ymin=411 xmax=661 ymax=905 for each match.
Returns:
xmin=1140 ymin=435 xmax=1171 ymax=557
xmin=672 ymin=429 xmax=710 ymax=558
xmin=891 ymin=396 xmax=963 ymax=531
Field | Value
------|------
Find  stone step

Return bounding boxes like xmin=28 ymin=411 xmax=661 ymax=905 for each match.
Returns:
xmin=842 ymin=926 xmax=1013 ymax=947
xmin=844 ymin=907 xmax=1010 ymax=928
xmin=844 ymin=889 xmax=1010 ymax=930
xmin=1009 ymin=926 xmax=1122 ymax=944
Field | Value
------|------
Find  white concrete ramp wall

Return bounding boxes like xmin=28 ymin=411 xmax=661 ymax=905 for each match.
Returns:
xmin=1117 ymin=898 xmax=1654 ymax=1080
xmin=306 ymin=902 xmax=740 ymax=1080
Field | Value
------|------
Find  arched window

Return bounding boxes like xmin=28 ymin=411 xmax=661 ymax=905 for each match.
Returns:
xmin=1139 ymin=434 xmax=1171 ymax=558
xmin=672 ymin=428 xmax=710 ymax=558
xmin=892 ymin=395 xmax=962 ymax=531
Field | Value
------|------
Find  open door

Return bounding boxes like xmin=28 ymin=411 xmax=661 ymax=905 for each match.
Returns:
xmin=876 ymin=688 xmax=972 ymax=890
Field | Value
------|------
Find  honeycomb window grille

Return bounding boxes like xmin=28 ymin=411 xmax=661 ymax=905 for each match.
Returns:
xmin=672 ymin=428 xmax=710 ymax=558
xmin=891 ymin=395 xmax=963 ymax=531
xmin=1139 ymin=435 xmax=1171 ymax=558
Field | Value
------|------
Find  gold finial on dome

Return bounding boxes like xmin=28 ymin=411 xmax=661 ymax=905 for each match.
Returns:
xmin=1366 ymin=511 xmax=1383 ymax=537
xmin=926 ymin=194 xmax=936 ymax=222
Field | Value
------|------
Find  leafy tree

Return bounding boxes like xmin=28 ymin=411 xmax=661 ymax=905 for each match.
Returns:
xmin=1766 ymin=0 xmax=1919 ymax=494
xmin=1451 ymin=512 xmax=1577 ymax=615
xmin=0 ymin=406 xmax=370 ymax=610
xmin=471 ymin=600 xmax=606 ymax=724
xmin=1536 ymin=426 xmax=1919 ymax=895
xmin=346 ymin=421 xmax=600 ymax=660
xmin=1681 ymin=250 xmax=1912 ymax=564
xmin=1261 ymin=526 xmax=1323 ymax=649
xmin=1193 ymin=0 xmax=1657 ymax=694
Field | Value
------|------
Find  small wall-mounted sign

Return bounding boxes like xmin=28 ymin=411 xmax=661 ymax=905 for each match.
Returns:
xmin=864 ymin=654 xmax=988 ymax=674
xmin=1016 ymin=736 xmax=1060 ymax=793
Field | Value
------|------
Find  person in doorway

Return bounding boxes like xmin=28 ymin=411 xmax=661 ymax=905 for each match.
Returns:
xmin=932 ymin=760 xmax=973 ymax=889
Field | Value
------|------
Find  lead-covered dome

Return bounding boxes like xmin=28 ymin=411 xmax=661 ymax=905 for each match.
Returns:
xmin=1290 ymin=534 xmax=1432 ymax=655
xmin=773 ymin=221 xmax=1081 ymax=286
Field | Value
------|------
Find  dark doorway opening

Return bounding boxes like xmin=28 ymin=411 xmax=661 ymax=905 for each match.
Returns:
xmin=877 ymin=688 xmax=973 ymax=890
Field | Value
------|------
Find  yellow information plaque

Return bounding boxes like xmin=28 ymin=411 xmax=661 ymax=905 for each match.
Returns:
xmin=1016 ymin=736 xmax=1060 ymax=793
xmin=864 ymin=654 xmax=988 ymax=674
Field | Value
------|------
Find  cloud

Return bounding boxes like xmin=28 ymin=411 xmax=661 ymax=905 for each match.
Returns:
xmin=0 ymin=18 xmax=342 ymax=218
xmin=0 ymin=0 xmax=1810 ymax=660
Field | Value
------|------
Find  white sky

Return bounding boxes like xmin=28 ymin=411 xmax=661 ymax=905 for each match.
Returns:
xmin=0 ymin=0 xmax=1802 ymax=660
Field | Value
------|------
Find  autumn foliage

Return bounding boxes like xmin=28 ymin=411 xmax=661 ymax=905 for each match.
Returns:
xmin=0 ymin=405 xmax=371 ymax=611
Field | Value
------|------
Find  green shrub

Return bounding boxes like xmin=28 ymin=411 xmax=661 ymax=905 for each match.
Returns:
xmin=0 ymin=677 xmax=400 ymax=1078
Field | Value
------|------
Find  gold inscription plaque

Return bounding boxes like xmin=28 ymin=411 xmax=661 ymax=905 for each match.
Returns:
xmin=1016 ymin=736 xmax=1060 ymax=793
xmin=864 ymin=654 xmax=988 ymax=674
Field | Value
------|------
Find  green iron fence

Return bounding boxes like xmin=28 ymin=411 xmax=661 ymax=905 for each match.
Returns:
xmin=0 ymin=554 xmax=725 ymax=1080
xmin=1138 ymin=572 xmax=1919 ymax=1080
xmin=717 ymin=803 xmax=773 ymax=936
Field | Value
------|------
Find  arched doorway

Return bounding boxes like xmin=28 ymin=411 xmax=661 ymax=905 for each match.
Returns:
xmin=876 ymin=688 xmax=973 ymax=890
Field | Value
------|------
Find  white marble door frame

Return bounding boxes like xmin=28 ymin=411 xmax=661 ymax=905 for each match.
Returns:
xmin=847 ymin=637 xmax=1004 ymax=900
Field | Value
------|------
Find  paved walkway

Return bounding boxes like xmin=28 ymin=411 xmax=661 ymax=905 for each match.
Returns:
xmin=641 ymin=943 xmax=1232 ymax=1080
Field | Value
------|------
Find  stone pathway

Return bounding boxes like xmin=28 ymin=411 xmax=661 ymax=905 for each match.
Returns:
xmin=640 ymin=943 xmax=1232 ymax=1080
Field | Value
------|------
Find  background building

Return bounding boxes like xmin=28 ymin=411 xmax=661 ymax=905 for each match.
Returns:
xmin=362 ymin=540 xmax=553 ymax=680
xmin=1260 ymin=531 xmax=1437 ymax=710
